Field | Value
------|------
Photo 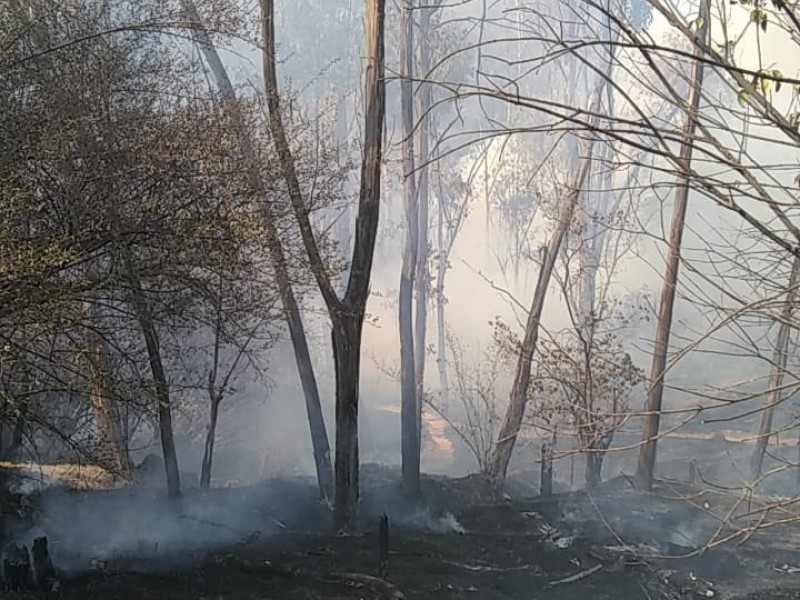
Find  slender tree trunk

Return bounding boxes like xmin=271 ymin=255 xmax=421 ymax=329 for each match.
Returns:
xmin=435 ymin=171 xmax=450 ymax=409
xmin=125 ymin=262 xmax=181 ymax=500
xmin=260 ymin=0 xmax=386 ymax=531
xmin=182 ymin=0 xmax=333 ymax=503
xmin=635 ymin=0 xmax=709 ymax=490
xmin=750 ymin=252 xmax=800 ymax=478
xmin=485 ymin=148 xmax=593 ymax=486
xmin=200 ymin=397 xmax=220 ymax=489
xmin=399 ymin=0 xmax=420 ymax=497
xmin=414 ymin=3 xmax=433 ymax=463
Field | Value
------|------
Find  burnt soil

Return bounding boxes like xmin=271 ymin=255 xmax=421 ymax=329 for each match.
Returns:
xmin=3 ymin=464 xmax=800 ymax=599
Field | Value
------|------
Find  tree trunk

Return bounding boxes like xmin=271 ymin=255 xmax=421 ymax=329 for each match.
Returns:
xmin=6 ymin=398 xmax=28 ymax=460
xmin=399 ymin=0 xmax=420 ymax=497
xmin=750 ymin=252 xmax=800 ymax=478
xmin=125 ymin=266 xmax=181 ymax=500
xmin=414 ymin=3 xmax=433 ymax=464
xmin=585 ymin=449 xmax=604 ymax=489
xmin=635 ymin=0 xmax=709 ymax=490
xmin=260 ymin=0 xmax=385 ymax=531
xmin=183 ymin=0 xmax=334 ymax=503
xmin=331 ymin=314 xmax=362 ymax=531
xmin=87 ymin=323 xmax=130 ymax=478
xmin=435 ymin=171 xmax=450 ymax=410
xmin=485 ymin=150 xmax=593 ymax=486
xmin=200 ymin=397 xmax=220 ymax=489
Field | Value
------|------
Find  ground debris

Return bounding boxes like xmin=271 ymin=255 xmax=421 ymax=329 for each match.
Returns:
xmin=328 ymin=571 xmax=406 ymax=599
xmin=440 ymin=558 xmax=544 ymax=574
xmin=547 ymin=563 xmax=602 ymax=586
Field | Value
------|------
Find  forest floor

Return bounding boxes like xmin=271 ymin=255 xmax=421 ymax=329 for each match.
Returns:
xmin=3 ymin=463 xmax=800 ymax=599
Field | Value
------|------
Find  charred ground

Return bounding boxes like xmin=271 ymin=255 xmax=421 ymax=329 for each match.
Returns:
xmin=2 ymin=464 xmax=800 ymax=599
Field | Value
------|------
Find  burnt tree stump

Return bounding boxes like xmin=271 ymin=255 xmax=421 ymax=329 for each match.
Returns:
xmin=2 ymin=542 xmax=31 ymax=591
xmin=540 ymin=442 xmax=553 ymax=498
xmin=32 ymin=536 xmax=57 ymax=592
xmin=378 ymin=513 xmax=389 ymax=578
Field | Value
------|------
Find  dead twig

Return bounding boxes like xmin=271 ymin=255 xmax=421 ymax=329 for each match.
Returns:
xmin=547 ymin=563 xmax=603 ymax=586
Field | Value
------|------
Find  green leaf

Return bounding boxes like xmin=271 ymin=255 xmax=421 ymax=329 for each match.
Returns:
xmin=738 ymin=89 xmax=750 ymax=107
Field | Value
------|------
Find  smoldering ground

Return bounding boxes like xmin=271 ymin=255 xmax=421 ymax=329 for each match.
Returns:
xmin=3 ymin=465 xmax=470 ymax=576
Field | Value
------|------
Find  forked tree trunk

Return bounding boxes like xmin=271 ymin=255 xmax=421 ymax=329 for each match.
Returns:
xmin=181 ymin=0 xmax=334 ymax=503
xmin=485 ymin=146 xmax=594 ymax=486
xmin=750 ymin=252 xmax=800 ymax=478
xmin=635 ymin=0 xmax=709 ymax=490
xmin=399 ymin=0 xmax=420 ymax=497
xmin=261 ymin=0 xmax=386 ymax=531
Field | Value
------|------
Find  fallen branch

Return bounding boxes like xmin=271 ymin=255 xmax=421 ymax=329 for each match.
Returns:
xmin=441 ymin=559 xmax=542 ymax=573
xmin=548 ymin=563 xmax=603 ymax=586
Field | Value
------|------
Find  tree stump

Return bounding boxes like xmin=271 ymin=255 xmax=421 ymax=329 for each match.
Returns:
xmin=32 ymin=536 xmax=57 ymax=592
xmin=2 ymin=542 xmax=31 ymax=591
xmin=378 ymin=513 xmax=389 ymax=578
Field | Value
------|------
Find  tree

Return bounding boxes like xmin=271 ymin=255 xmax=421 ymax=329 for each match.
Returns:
xmin=261 ymin=0 xmax=386 ymax=531
xmin=750 ymin=253 xmax=800 ymax=478
xmin=399 ymin=0 xmax=421 ymax=497
xmin=635 ymin=0 xmax=710 ymax=490
xmin=484 ymin=128 xmax=596 ymax=486
xmin=180 ymin=0 xmax=335 ymax=503
xmin=0 ymin=1 xmax=289 ymax=497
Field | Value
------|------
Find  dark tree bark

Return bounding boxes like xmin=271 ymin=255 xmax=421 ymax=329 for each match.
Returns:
xmin=200 ymin=395 xmax=220 ymax=490
xmin=123 ymin=248 xmax=181 ymax=500
xmin=399 ymin=0 xmax=420 ymax=497
xmin=181 ymin=0 xmax=334 ymax=504
xmin=260 ymin=0 xmax=386 ymax=532
xmin=635 ymin=0 xmax=709 ymax=490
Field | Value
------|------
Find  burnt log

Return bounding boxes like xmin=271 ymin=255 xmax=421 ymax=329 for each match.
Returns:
xmin=32 ymin=536 xmax=57 ymax=592
xmin=378 ymin=513 xmax=389 ymax=578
